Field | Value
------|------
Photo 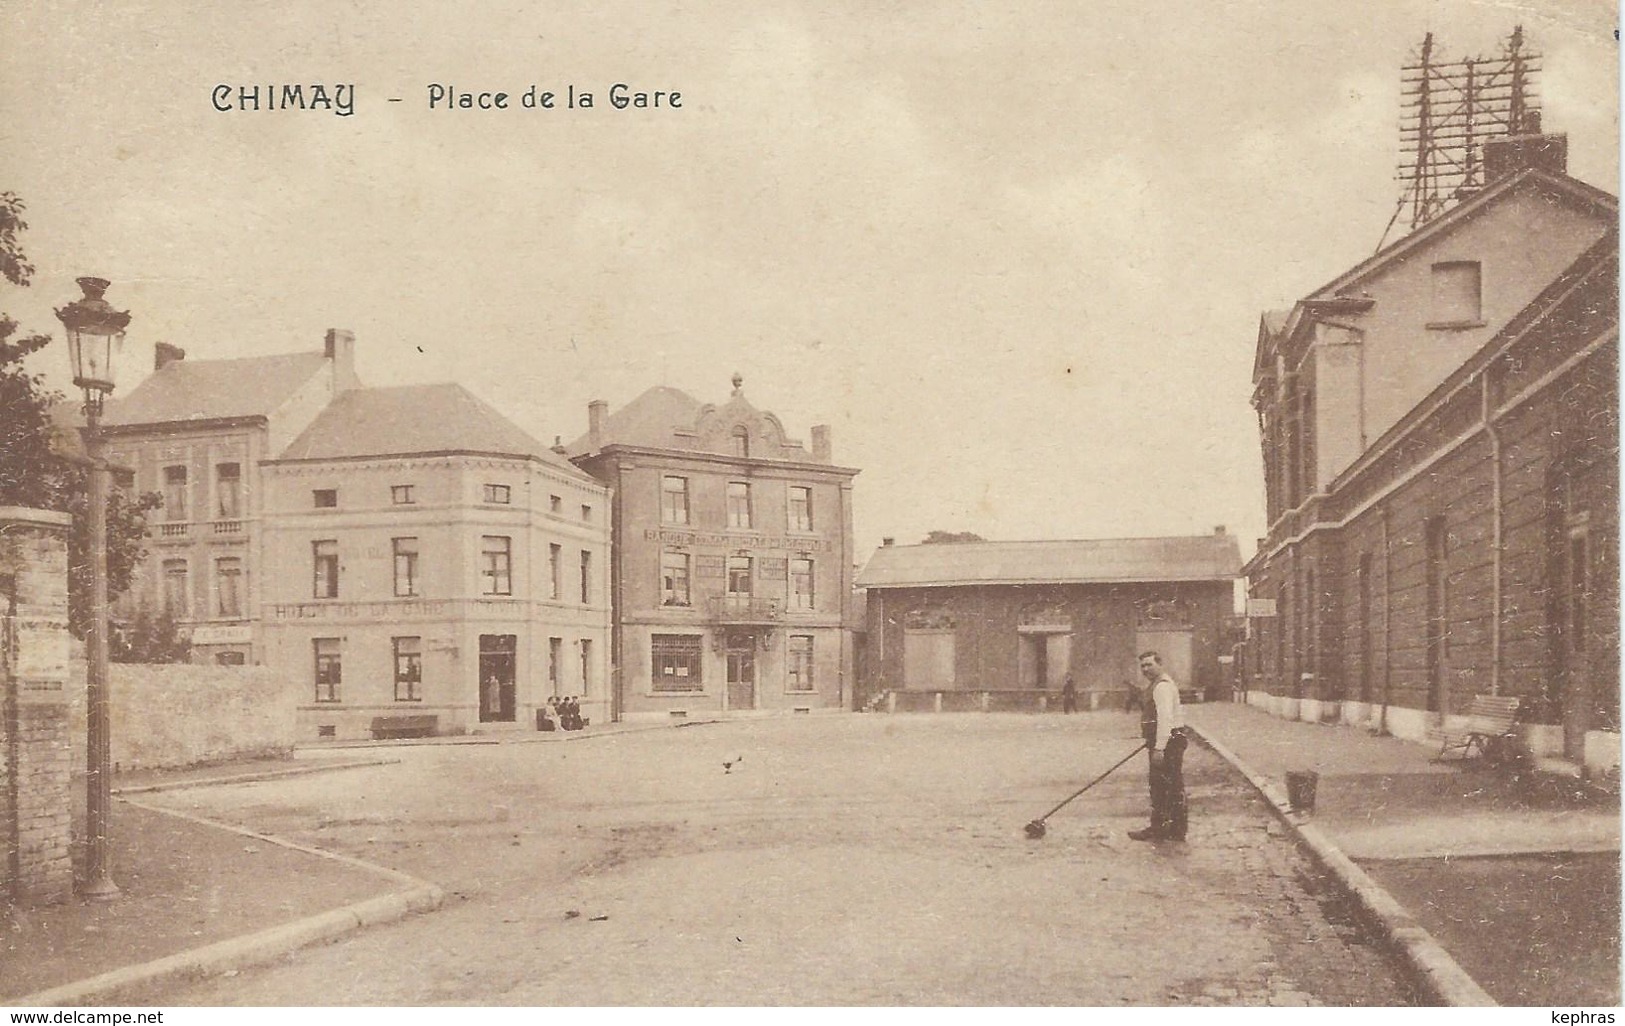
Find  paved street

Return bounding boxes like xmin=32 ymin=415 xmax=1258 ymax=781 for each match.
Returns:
xmin=113 ymin=715 xmax=1415 ymax=1005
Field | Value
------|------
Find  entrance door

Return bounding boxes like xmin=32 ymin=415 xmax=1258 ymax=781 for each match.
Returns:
xmin=1135 ymin=629 xmax=1193 ymax=693
xmin=726 ymin=635 xmax=756 ymax=711
xmin=479 ymin=634 xmax=516 ymax=722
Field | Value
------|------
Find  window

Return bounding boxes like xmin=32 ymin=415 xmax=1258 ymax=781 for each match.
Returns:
xmin=482 ymin=536 xmax=512 ymax=595
xmin=393 ymin=537 xmax=419 ymax=597
xmin=789 ymin=486 xmax=813 ymax=532
xmin=112 ymin=467 xmax=135 ymax=490
xmin=579 ymin=550 xmax=592 ymax=604
xmin=1425 ymin=517 xmax=1448 ymax=713
xmin=215 ymin=463 xmax=241 ymax=519
xmin=1431 ymin=261 xmax=1482 ymax=325
xmin=652 ymin=634 xmax=703 ymax=692
xmin=580 ymin=639 xmax=593 ymax=695
xmin=549 ymin=637 xmax=563 ymax=696
xmin=790 ymin=558 xmax=815 ymax=610
xmin=581 ymin=503 xmax=592 ymax=522
xmin=214 ymin=651 xmax=246 ymax=666
xmin=312 ymin=540 xmax=339 ymax=599
xmin=215 ymin=557 xmax=243 ymax=617
xmin=549 ymin=543 xmax=561 ymax=600
xmin=727 ymin=482 xmax=752 ymax=528
xmin=549 ymin=495 xmax=562 ymax=514
xmin=727 ymin=556 xmax=752 ymax=597
xmin=661 ymin=551 xmax=691 ymax=607
xmin=163 ymin=465 xmax=187 ymax=521
xmin=731 ymin=425 xmax=750 ymax=457
xmin=392 ymin=484 xmax=416 ymax=505
xmin=162 ymin=559 xmax=188 ymax=616
xmin=393 ymin=636 xmax=422 ymax=701
xmin=788 ymin=635 xmax=814 ymax=692
xmin=483 ymin=483 xmax=511 ymax=504
xmin=662 ymin=476 xmax=690 ymax=525
xmin=313 ymin=488 xmax=338 ymax=508
xmin=313 ymin=638 xmax=341 ymax=702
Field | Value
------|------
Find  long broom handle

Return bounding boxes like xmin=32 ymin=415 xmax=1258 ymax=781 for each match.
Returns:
xmin=1035 ymin=743 xmax=1147 ymax=822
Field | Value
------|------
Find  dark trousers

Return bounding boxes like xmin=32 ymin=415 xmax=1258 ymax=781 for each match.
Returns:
xmin=1148 ymin=731 xmax=1188 ymax=838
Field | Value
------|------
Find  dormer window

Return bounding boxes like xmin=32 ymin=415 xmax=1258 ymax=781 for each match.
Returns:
xmin=1430 ymin=261 xmax=1483 ymax=327
xmin=731 ymin=426 xmax=750 ymax=457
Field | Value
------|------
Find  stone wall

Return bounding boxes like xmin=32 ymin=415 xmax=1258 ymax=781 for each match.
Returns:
xmin=69 ymin=662 xmax=298 ymax=774
xmin=1 ymin=507 xmax=75 ymax=904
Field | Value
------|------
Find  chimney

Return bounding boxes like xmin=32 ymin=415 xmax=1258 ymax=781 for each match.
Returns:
xmin=1483 ymin=127 xmax=1568 ymax=182
xmin=551 ymin=435 xmax=567 ymax=455
xmin=1214 ymin=525 xmax=1226 ymax=536
xmin=811 ymin=424 xmax=832 ymax=462
xmin=882 ymin=537 xmax=894 ymax=547
xmin=324 ymin=329 xmax=359 ymax=391
xmin=588 ymin=399 xmax=608 ymax=450
xmin=154 ymin=342 xmax=186 ymax=371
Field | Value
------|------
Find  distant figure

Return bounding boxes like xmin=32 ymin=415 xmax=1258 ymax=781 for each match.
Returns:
xmin=537 ymin=703 xmax=556 ymax=732
xmin=1061 ymin=674 xmax=1078 ymax=714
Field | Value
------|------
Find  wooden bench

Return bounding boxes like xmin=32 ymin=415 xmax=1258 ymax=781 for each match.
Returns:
xmin=370 ymin=714 xmax=439 ymax=740
xmin=1428 ymin=695 xmax=1520 ymax=760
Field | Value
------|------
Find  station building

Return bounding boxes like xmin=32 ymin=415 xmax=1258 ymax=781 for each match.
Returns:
xmin=1243 ymin=150 xmax=1619 ymax=771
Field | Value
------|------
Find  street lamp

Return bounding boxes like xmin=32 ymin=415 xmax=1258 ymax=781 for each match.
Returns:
xmin=55 ymin=276 xmax=131 ymax=901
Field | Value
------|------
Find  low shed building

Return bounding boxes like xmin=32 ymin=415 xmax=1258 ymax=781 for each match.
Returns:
xmin=857 ymin=530 xmax=1242 ymax=711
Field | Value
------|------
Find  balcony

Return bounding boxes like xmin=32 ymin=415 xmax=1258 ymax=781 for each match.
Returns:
xmin=157 ymin=522 xmax=190 ymax=540
xmin=706 ymin=595 xmax=782 ymax=624
xmin=212 ymin=519 xmax=244 ymax=535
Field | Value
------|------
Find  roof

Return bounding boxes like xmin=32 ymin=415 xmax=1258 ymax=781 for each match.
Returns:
xmin=104 ymin=351 xmax=329 ymax=427
xmin=1252 ymin=169 xmax=1619 ymax=382
xmin=856 ymin=534 xmax=1243 ymax=589
xmin=277 ymin=383 xmax=588 ymax=477
xmin=564 ymin=386 xmax=703 ymax=455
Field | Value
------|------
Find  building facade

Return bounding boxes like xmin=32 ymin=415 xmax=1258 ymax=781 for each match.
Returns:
xmin=99 ymin=333 xmax=613 ymax=739
xmin=1244 ymin=157 xmax=1619 ymax=770
xmin=261 ymin=384 xmax=611 ymax=738
xmin=858 ymin=532 xmax=1242 ymax=709
xmin=101 ymin=332 xmax=361 ymax=665
xmin=569 ymin=377 xmax=859 ymax=720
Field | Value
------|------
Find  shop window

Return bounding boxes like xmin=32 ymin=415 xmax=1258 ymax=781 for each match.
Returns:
xmin=652 ymin=634 xmax=703 ymax=692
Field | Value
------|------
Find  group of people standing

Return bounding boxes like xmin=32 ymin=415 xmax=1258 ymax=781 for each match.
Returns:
xmin=539 ymin=696 xmax=588 ymax=732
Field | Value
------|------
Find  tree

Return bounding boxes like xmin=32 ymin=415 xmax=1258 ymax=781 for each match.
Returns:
xmin=112 ymin=608 xmax=191 ymax=664
xmin=921 ymin=530 xmax=987 ymax=544
xmin=0 ymin=192 xmax=159 ymax=638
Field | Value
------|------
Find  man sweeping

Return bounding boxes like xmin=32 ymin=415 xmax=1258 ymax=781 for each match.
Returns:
xmin=1129 ymin=650 xmax=1188 ymax=842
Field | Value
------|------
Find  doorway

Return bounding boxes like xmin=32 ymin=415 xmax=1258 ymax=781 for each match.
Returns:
xmin=1018 ymin=630 xmax=1071 ymax=689
xmin=726 ymin=634 xmax=756 ymax=711
xmin=479 ymin=633 xmax=516 ymax=722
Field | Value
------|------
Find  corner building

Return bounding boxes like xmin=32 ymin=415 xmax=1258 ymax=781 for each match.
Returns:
xmin=569 ymin=377 xmax=859 ymax=720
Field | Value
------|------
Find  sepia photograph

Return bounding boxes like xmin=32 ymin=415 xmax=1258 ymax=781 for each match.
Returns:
xmin=0 ymin=0 xmax=1619 ymax=1012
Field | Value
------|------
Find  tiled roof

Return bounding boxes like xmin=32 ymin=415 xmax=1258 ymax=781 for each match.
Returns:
xmin=104 ymin=352 xmax=329 ymax=426
xmin=857 ymin=535 xmax=1242 ymax=588
xmin=278 ymin=383 xmax=587 ymax=476
xmin=564 ymin=386 xmax=703 ymax=455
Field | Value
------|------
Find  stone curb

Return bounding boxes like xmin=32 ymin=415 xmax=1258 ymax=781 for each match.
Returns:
xmin=10 ymin=885 xmax=444 ymax=1007
xmin=112 ymin=756 xmax=402 ymax=795
xmin=1188 ymin=724 xmax=1499 ymax=1008
xmin=298 ymin=718 xmax=723 ymax=752
xmin=8 ymin=800 xmax=446 ymax=1007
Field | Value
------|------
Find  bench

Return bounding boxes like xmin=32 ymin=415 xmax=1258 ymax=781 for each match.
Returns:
xmin=370 ymin=714 xmax=439 ymax=740
xmin=1428 ymin=695 xmax=1520 ymax=760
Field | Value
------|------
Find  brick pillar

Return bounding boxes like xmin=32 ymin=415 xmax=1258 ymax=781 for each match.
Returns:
xmin=0 ymin=507 xmax=75 ymax=905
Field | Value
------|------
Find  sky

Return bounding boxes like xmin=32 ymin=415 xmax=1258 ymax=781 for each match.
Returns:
xmin=2 ymin=0 xmax=1618 ymax=563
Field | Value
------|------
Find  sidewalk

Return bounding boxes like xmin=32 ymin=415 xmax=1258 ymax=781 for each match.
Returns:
xmin=3 ymin=721 xmax=702 ymax=1005
xmin=1 ymin=756 xmax=436 ymax=1005
xmin=1187 ymin=702 xmax=1622 ymax=1006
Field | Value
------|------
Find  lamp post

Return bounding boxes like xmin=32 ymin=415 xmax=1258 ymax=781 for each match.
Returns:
xmin=55 ymin=276 xmax=131 ymax=901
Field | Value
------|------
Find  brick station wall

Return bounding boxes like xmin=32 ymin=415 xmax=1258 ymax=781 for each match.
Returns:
xmin=69 ymin=662 xmax=298 ymax=774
